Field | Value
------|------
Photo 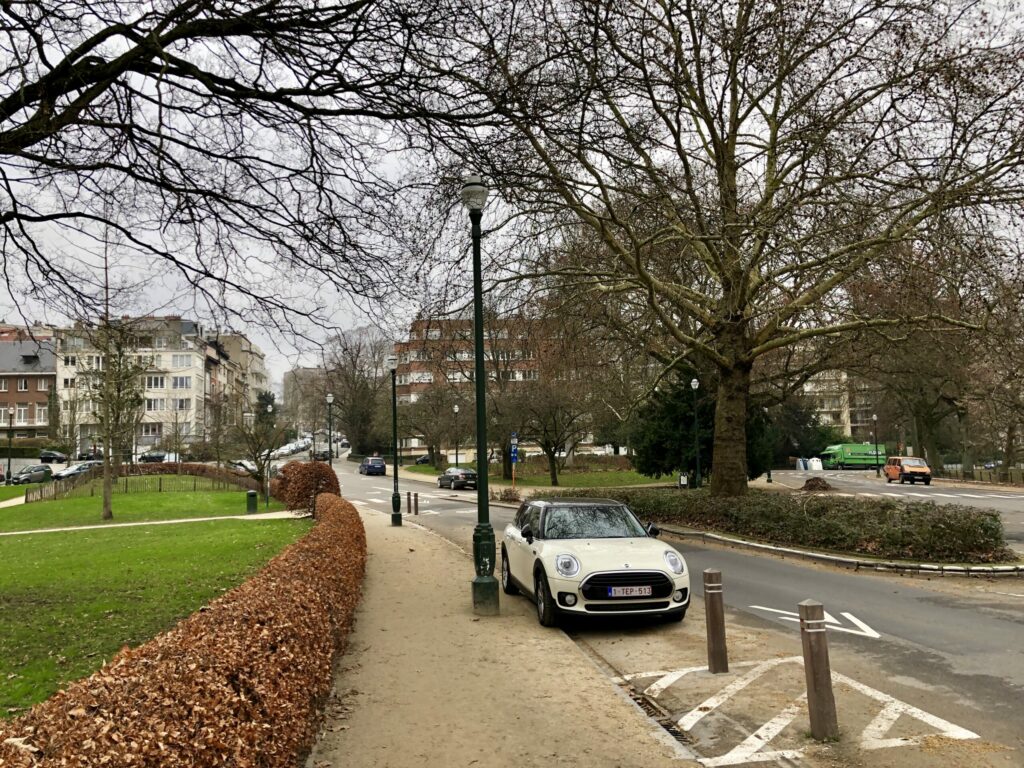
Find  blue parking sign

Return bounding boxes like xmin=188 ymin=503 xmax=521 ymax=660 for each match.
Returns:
xmin=510 ymin=444 xmax=519 ymax=463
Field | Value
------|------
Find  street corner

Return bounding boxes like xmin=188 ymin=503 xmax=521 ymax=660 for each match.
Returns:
xmin=611 ymin=655 xmax=1014 ymax=768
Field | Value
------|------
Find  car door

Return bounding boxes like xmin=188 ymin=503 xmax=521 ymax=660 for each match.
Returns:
xmin=504 ymin=504 xmax=529 ymax=588
xmin=508 ymin=504 xmax=541 ymax=590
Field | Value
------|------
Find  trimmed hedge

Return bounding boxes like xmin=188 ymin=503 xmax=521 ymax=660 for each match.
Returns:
xmin=0 ymin=492 xmax=366 ymax=767
xmin=544 ymin=488 xmax=1015 ymax=563
xmin=275 ymin=461 xmax=341 ymax=517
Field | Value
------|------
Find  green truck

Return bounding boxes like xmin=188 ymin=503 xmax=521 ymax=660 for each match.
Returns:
xmin=819 ymin=443 xmax=884 ymax=470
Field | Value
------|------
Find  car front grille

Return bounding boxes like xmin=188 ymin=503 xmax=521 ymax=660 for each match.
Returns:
xmin=580 ymin=570 xmax=674 ymax=600
xmin=584 ymin=601 xmax=672 ymax=612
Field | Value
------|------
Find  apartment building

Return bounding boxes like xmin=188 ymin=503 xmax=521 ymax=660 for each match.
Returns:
xmin=0 ymin=340 xmax=56 ymax=439
xmin=803 ymin=370 xmax=880 ymax=441
xmin=55 ymin=316 xmax=264 ymax=454
xmin=216 ymin=333 xmax=269 ymax=407
xmin=282 ymin=366 xmax=328 ymax=433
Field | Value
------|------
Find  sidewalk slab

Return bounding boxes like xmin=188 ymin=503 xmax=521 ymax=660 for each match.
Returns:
xmin=308 ymin=510 xmax=694 ymax=768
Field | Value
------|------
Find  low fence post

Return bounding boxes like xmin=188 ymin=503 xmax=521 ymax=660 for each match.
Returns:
xmin=414 ymin=492 xmax=419 ymax=515
xmin=407 ymin=491 xmax=411 ymax=512
xmin=799 ymin=599 xmax=839 ymax=741
xmin=703 ymin=569 xmax=729 ymax=673
xmin=159 ymin=476 xmax=162 ymax=493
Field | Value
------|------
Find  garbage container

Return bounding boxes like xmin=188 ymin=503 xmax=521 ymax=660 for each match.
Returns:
xmin=246 ymin=490 xmax=258 ymax=514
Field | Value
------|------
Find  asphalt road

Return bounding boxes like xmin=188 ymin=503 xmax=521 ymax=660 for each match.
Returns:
xmin=772 ymin=468 xmax=1024 ymax=551
xmin=333 ymin=459 xmax=1024 ymax=749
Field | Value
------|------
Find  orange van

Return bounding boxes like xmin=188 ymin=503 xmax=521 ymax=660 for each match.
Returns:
xmin=883 ymin=456 xmax=932 ymax=485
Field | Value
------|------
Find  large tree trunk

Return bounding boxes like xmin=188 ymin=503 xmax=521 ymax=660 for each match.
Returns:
xmin=999 ymin=421 xmax=1017 ymax=483
xmin=710 ymin=363 xmax=751 ymax=497
xmin=501 ymin=441 xmax=512 ymax=480
xmin=545 ymin=449 xmax=559 ymax=486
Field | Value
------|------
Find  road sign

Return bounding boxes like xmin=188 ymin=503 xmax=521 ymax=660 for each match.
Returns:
xmin=510 ymin=444 xmax=519 ymax=463
xmin=510 ymin=431 xmax=518 ymax=446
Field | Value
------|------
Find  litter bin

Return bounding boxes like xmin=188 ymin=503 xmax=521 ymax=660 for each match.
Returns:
xmin=678 ymin=473 xmax=688 ymax=489
xmin=246 ymin=490 xmax=258 ymax=514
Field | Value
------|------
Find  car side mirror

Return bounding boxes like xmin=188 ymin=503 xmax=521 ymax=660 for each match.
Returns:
xmin=521 ymin=524 xmax=534 ymax=544
xmin=646 ymin=522 xmax=661 ymax=537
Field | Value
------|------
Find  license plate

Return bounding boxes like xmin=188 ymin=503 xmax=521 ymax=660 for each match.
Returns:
xmin=608 ymin=585 xmax=652 ymax=597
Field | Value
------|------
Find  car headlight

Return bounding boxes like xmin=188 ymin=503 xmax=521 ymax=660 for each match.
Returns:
xmin=664 ymin=550 xmax=685 ymax=574
xmin=555 ymin=554 xmax=580 ymax=577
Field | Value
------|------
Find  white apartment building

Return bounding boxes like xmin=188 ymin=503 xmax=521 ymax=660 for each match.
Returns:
xmin=55 ymin=316 xmax=258 ymax=454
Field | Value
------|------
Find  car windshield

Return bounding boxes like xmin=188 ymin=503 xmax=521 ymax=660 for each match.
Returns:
xmin=902 ymin=458 xmax=928 ymax=467
xmin=542 ymin=505 xmax=647 ymax=540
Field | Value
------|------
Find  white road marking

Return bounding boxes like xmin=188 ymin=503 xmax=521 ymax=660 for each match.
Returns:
xmin=676 ymin=658 xmax=799 ymax=731
xmin=994 ymin=591 xmax=1024 ymax=598
xmin=748 ymin=606 xmax=881 ymax=638
xmin=859 ymin=492 xmax=880 ymax=498
xmin=699 ymin=697 xmax=806 ymax=767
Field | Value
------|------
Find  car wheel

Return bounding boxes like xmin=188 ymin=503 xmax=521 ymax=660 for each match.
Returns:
xmin=899 ymin=475 xmax=906 ymax=484
xmin=534 ymin=569 xmax=557 ymax=627
xmin=909 ymin=477 xmax=916 ymax=484
xmin=886 ymin=476 xmax=892 ymax=483
xmin=437 ymin=478 xmax=443 ymax=488
xmin=501 ymin=548 xmax=519 ymax=595
xmin=924 ymin=479 xmax=931 ymax=486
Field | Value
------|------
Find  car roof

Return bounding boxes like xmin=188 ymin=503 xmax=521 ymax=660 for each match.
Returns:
xmin=527 ymin=497 xmax=625 ymax=507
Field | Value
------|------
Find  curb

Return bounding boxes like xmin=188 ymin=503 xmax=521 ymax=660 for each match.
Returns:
xmin=659 ymin=525 xmax=1024 ymax=578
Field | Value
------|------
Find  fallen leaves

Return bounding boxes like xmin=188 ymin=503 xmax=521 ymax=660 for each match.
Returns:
xmin=0 ymin=490 xmax=366 ymax=767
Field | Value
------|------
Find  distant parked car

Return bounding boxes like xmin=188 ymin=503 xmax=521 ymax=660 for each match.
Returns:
xmin=359 ymin=457 xmax=386 ymax=476
xmin=339 ymin=438 xmax=350 ymax=448
xmin=77 ymin=448 xmax=103 ymax=460
xmin=39 ymin=450 xmax=67 ymax=464
xmin=139 ymin=450 xmax=166 ymax=463
xmin=11 ymin=464 xmax=53 ymax=485
xmin=415 ymin=455 xmax=432 ymax=465
xmin=312 ymin=449 xmax=332 ymax=461
xmin=438 ymin=467 xmax=477 ymax=490
xmin=53 ymin=461 xmax=102 ymax=480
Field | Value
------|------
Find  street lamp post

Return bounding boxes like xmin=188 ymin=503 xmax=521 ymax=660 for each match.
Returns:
xmin=462 ymin=174 xmax=499 ymax=615
xmin=691 ymin=378 xmax=701 ymax=489
xmin=453 ymin=403 xmax=460 ymax=467
xmin=872 ymin=413 xmax=880 ymax=478
xmin=5 ymin=406 xmax=13 ymax=484
xmin=265 ymin=403 xmax=273 ymax=508
xmin=326 ymin=393 xmax=335 ymax=466
xmin=387 ymin=355 xmax=402 ymax=526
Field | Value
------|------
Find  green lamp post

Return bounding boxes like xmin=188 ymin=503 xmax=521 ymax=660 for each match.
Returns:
xmin=462 ymin=174 xmax=499 ymax=616
xmin=387 ymin=355 xmax=402 ymax=526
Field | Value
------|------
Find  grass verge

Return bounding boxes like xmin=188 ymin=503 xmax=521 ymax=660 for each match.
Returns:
xmin=0 ymin=516 xmax=313 ymax=717
xmin=0 ymin=490 xmax=285 ymax=533
xmin=404 ymin=463 xmax=663 ymax=487
xmin=0 ymin=484 xmax=32 ymax=502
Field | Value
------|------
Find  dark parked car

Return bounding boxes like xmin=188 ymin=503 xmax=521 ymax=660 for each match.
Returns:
xmin=39 ymin=450 xmax=67 ymax=464
xmin=339 ymin=438 xmax=350 ymax=448
xmin=139 ymin=451 xmax=166 ymax=463
xmin=359 ymin=457 xmax=387 ymax=476
xmin=53 ymin=461 xmax=102 ymax=480
xmin=11 ymin=464 xmax=53 ymax=485
xmin=312 ymin=449 xmax=331 ymax=461
xmin=78 ymin=448 xmax=103 ymax=460
xmin=438 ymin=467 xmax=477 ymax=490
xmin=415 ymin=455 xmax=432 ymax=465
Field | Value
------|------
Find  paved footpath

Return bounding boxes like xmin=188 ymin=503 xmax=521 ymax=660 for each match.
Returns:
xmin=0 ymin=510 xmax=302 ymax=537
xmin=307 ymin=510 xmax=694 ymax=768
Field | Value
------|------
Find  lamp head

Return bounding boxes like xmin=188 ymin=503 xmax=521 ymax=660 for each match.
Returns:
xmin=266 ymin=404 xmax=272 ymax=413
xmin=453 ymin=403 xmax=460 ymax=414
xmin=690 ymin=378 xmax=699 ymax=390
xmin=386 ymin=354 xmax=398 ymax=372
xmin=872 ymin=413 xmax=878 ymax=422
xmin=6 ymin=406 xmax=13 ymax=416
xmin=461 ymin=175 xmax=490 ymax=212
xmin=326 ymin=393 xmax=334 ymax=405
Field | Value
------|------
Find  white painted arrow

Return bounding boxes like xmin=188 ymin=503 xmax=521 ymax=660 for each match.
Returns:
xmin=749 ymin=605 xmax=881 ymax=638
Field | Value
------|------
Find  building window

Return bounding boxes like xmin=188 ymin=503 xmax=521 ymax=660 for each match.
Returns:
xmin=35 ymin=404 xmax=47 ymax=425
xmin=86 ymin=355 xmax=104 ymax=370
xmin=16 ymin=403 xmax=28 ymax=423
xmin=172 ymin=354 xmax=191 ymax=368
xmin=154 ymin=337 xmax=167 ymax=349
xmin=141 ymin=423 xmax=162 ymax=437
xmin=145 ymin=398 xmax=166 ymax=412
xmin=522 ymin=370 xmax=538 ymax=380
xmin=146 ymin=375 xmax=165 ymax=389
xmin=37 ymin=379 xmax=49 ymax=391
xmin=172 ymin=376 xmax=191 ymax=389
xmin=174 ymin=398 xmax=191 ymax=411
xmin=427 ymin=328 xmax=441 ymax=339
xmin=0 ymin=379 xmax=6 ymax=392
xmin=63 ymin=378 xmax=75 ymax=389
xmin=64 ymin=355 xmax=76 ymax=366
xmin=17 ymin=378 xmax=28 ymax=392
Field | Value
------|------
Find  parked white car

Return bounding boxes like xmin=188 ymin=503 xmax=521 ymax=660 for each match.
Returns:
xmin=502 ymin=498 xmax=690 ymax=626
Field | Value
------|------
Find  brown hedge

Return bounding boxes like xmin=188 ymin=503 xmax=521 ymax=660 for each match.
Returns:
xmin=0 ymin=492 xmax=365 ymax=767
xmin=274 ymin=461 xmax=341 ymax=517
xmin=121 ymin=462 xmax=259 ymax=489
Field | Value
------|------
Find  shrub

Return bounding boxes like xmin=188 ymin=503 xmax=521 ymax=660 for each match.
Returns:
xmin=0 ymin=492 xmax=366 ymax=768
xmin=276 ymin=461 xmax=341 ymax=517
xmin=490 ymin=487 xmax=522 ymax=503
xmin=545 ymin=488 xmax=1015 ymax=563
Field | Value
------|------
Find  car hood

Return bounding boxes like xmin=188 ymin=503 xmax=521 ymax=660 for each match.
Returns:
xmin=541 ymin=537 xmax=682 ymax=571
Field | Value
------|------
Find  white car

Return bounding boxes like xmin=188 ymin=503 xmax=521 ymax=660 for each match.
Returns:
xmin=502 ymin=498 xmax=690 ymax=626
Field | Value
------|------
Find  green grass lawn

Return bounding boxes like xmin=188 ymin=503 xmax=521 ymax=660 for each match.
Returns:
xmin=0 ymin=516 xmax=313 ymax=717
xmin=0 ymin=484 xmax=34 ymax=502
xmin=404 ymin=463 xmax=664 ymax=488
xmin=0 ymin=491 xmax=286 ymax=533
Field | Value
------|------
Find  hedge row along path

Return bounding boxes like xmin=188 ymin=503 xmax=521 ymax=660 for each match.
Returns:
xmin=0 ymin=492 xmax=366 ymax=767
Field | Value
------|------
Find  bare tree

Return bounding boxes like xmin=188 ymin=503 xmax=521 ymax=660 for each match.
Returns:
xmin=325 ymin=327 xmax=391 ymax=455
xmin=0 ymin=1 xmax=465 ymax=332
xmin=413 ymin=0 xmax=1024 ymax=495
